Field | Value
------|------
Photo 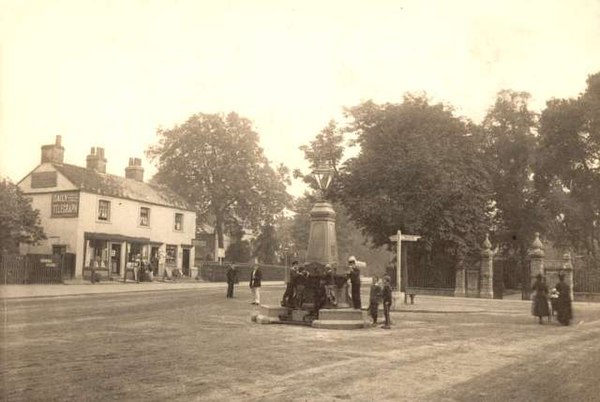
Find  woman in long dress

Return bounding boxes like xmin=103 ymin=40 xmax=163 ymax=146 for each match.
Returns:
xmin=555 ymin=273 xmax=573 ymax=326
xmin=531 ymin=274 xmax=550 ymax=324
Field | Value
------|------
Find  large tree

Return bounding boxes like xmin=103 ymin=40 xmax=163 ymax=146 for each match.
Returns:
xmin=537 ymin=72 xmax=600 ymax=259
xmin=147 ymin=112 xmax=291 ymax=249
xmin=481 ymin=90 xmax=547 ymax=270
xmin=338 ymin=95 xmax=492 ymax=269
xmin=0 ymin=178 xmax=46 ymax=253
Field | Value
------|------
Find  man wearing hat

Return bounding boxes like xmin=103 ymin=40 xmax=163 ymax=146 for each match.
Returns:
xmin=249 ymin=264 xmax=262 ymax=305
xmin=281 ymin=260 xmax=299 ymax=307
xmin=347 ymin=256 xmax=362 ymax=309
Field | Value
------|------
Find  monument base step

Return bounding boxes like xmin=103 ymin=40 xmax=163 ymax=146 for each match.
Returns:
xmin=311 ymin=319 xmax=368 ymax=329
xmin=251 ymin=305 xmax=368 ymax=330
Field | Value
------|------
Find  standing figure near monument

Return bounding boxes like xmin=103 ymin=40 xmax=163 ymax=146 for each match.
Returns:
xmin=226 ymin=264 xmax=238 ymax=298
xmin=294 ymin=266 xmax=310 ymax=308
xmin=555 ymin=273 xmax=573 ymax=326
xmin=324 ymin=264 xmax=337 ymax=306
xmin=249 ymin=264 xmax=262 ymax=305
xmin=348 ymin=256 xmax=362 ymax=309
xmin=381 ymin=275 xmax=393 ymax=329
xmin=281 ymin=261 xmax=299 ymax=307
xmin=368 ymin=275 xmax=382 ymax=326
xmin=531 ymin=274 xmax=550 ymax=324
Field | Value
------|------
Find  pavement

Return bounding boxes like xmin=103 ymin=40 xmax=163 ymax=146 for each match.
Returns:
xmin=0 ymin=279 xmax=285 ymax=299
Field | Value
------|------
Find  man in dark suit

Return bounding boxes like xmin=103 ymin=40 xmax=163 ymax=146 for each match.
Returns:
xmin=281 ymin=260 xmax=299 ymax=307
xmin=249 ymin=264 xmax=262 ymax=305
xmin=226 ymin=264 xmax=238 ymax=298
xmin=382 ymin=275 xmax=393 ymax=329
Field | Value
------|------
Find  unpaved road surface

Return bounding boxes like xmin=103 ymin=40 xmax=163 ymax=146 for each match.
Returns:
xmin=2 ymin=286 xmax=600 ymax=401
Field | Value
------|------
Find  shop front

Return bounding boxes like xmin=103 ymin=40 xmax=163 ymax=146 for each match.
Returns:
xmin=83 ymin=232 xmax=163 ymax=281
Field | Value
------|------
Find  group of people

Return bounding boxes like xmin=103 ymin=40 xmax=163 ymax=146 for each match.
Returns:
xmin=531 ymin=272 xmax=573 ymax=325
xmin=225 ymin=263 xmax=262 ymax=305
xmin=279 ymin=256 xmax=367 ymax=313
xmin=368 ymin=275 xmax=393 ymax=329
xmin=281 ymin=260 xmax=312 ymax=308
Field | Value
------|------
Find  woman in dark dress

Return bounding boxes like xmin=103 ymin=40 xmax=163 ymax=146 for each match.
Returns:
xmin=531 ymin=274 xmax=550 ymax=324
xmin=555 ymin=273 xmax=573 ymax=326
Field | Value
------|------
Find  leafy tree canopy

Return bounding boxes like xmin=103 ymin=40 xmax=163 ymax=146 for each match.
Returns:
xmin=293 ymin=119 xmax=346 ymax=195
xmin=0 ymin=178 xmax=46 ymax=253
xmin=338 ymin=95 xmax=492 ymax=261
xmin=147 ymin=112 xmax=291 ymax=247
xmin=537 ymin=72 xmax=600 ymax=258
xmin=481 ymin=90 xmax=547 ymax=263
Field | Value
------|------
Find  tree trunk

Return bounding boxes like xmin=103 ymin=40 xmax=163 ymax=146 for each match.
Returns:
xmin=215 ymin=212 xmax=225 ymax=251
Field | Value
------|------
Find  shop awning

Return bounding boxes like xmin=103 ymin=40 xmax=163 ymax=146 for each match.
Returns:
xmin=84 ymin=232 xmax=153 ymax=244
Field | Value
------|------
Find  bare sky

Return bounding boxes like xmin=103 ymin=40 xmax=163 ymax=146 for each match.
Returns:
xmin=1 ymin=0 xmax=599 ymax=196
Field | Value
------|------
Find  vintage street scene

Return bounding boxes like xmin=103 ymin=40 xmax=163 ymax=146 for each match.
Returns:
xmin=2 ymin=1 xmax=600 ymax=401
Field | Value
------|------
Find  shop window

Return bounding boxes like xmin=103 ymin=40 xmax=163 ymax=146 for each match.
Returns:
xmin=166 ymin=245 xmax=177 ymax=266
xmin=140 ymin=207 xmax=150 ymax=226
xmin=98 ymin=200 xmax=111 ymax=221
xmin=128 ymin=243 xmax=144 ymax=264
xmin=90 ymin=239 xmax=108 ymax=268
xmin=174 ymin=213 xmax=183 ymax=231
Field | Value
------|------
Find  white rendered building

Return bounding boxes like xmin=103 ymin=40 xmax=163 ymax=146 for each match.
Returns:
xmin=18 ymin=136 xmax=196 ymax=280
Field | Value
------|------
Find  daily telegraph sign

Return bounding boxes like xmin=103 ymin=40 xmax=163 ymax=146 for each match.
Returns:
xmin=51 ymin=191 xmax=79 ymax=218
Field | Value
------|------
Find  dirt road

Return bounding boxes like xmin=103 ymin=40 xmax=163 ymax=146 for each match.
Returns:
xmin=2 ymin=286 xmax=600 ymax=401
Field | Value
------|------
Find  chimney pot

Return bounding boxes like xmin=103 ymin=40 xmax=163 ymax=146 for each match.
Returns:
xmin=40 ymin=135 xmax=65 ymax=164
xmin=86 ymin=146 xmax=107 ymax=173
xmin=125 ymin=156 xmax=144 ymax=182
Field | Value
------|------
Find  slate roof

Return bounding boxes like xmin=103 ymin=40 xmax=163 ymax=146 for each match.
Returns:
xmin=52 ymin=163 xmax=193 ymax=211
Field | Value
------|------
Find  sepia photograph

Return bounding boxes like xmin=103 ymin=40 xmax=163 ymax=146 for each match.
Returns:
xmin=2 ymin=1 xmax=600 ymax=401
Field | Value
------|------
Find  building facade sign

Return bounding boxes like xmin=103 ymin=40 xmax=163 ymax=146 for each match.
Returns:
xmin=51 ymin=191 xmax=80 ymax=218
xmin=31 ymin=171 xmax=58 ymax=188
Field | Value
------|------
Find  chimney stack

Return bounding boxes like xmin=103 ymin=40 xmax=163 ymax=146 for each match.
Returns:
xmin=125 ymin=157 xmax=144 ymax=182
xmin=40 ymin=135 xmax=65 ymax=164
xmin=86 ymin=147 xmax=107 ymax=173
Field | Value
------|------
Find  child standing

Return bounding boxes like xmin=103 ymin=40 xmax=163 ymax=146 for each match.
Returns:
xmin=382 ymin=276 xmax=393 ymax=329
xmin=368 ymin=275 xmax=382 ymax=326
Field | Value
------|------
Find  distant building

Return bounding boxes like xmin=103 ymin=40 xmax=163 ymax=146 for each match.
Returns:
xmin=17 ymin=136 xmax=196 ymax=280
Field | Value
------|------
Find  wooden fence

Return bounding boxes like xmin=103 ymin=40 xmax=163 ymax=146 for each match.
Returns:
xmin=0 ymin=253 xmax=75 ymax=284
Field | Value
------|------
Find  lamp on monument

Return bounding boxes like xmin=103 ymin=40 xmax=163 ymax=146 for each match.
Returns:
xmin=313 ymin=163 xmax=333 ymax=199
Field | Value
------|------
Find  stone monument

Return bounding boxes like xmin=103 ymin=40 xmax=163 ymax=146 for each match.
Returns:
xmin=252 ymin=164 xmax=367 ymax=329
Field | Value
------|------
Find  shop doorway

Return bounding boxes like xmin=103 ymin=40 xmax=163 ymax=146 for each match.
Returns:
xmin=150 ymin=246 xmax=159 ymax=275
xmin=182 ymin=249 xmax=190 ymax=277
xmin=111 ymin=244 xmax=121 ymax=276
